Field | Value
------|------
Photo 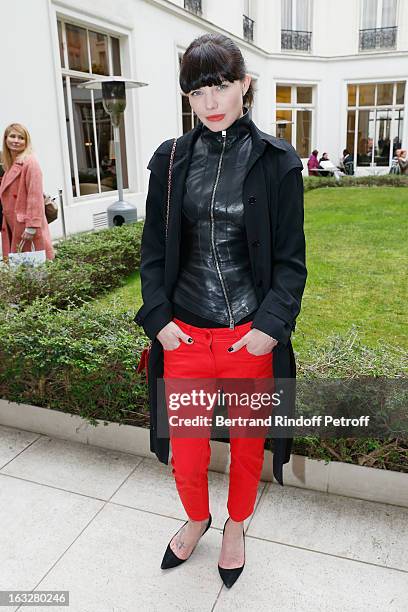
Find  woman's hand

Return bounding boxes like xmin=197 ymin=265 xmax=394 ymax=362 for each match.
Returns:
xmin=228 ymin=328 xmax=278 ymax=356
xmin=157 ymin=321 xmax=194 ymax=351
xmin=21 ymin=229 xmax=35 ymax=241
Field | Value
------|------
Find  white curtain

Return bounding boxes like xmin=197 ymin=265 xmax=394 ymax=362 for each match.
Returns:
xmin=296 ymin=0 xmax=309 ymax=31
xmin=281 ymin=0 xmax=292 ymax=29
xmin=382 ymin=0 xmax=397 ymax=27
xmin=362 ymin=0 xmax=378 ymax=29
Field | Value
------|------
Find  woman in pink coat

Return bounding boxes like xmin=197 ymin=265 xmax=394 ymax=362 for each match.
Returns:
xmin=0 ymin=123 xmax=54 ymax=261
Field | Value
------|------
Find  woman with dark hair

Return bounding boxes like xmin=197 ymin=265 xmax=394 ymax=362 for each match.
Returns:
xmin=135 ymin=33 xmax=307 ymax=588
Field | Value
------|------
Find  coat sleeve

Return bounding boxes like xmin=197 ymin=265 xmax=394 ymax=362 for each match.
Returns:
xmin=24 ymin=158 xmax=44 ymax=228
xmin=134 ymin=150 xmax=173 ymax=341
xmin=251 ymin=166 xmax=307 ymax=347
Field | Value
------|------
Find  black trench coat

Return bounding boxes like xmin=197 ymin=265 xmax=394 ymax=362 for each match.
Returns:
xmin=134 ymin=117 xmax=307 ymax=486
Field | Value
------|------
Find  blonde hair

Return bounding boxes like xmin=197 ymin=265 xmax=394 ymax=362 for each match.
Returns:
xmin=2 ymin=123 xmax=33 ymax=170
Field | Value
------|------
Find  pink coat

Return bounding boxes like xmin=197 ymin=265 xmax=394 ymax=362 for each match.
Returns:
xmin=0 ymin=155 xmax=54 ymax=259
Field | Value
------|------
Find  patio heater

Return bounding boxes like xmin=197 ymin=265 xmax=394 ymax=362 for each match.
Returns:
xmin=271 ymin=119 xmax=294 ymax=140
xmin=79 ymin=77 xmax=148 ymax=227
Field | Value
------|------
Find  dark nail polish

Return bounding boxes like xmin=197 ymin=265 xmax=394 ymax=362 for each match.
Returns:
xmin=188 ymin=337 xmax=193 ymax=343
xmin=227 ymin=347 xmax=233 ymax=352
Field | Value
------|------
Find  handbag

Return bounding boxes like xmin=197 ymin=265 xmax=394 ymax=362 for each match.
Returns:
xmin=44 ymin=193 xmax=58 ymax=223
xmin=8 ymin=239 xmax=46 ymax=268
xmin=137 ymin=137 xmax=178 ymax=382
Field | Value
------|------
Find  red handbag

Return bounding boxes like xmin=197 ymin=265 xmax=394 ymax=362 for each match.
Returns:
xmin=136 ymin=136 xmax=177 ymax=382
xmin=137 ymin=346 xmax=151 ymax=383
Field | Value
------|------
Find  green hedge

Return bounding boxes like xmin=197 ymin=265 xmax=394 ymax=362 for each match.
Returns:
xmin=0 ymin=223 xmax=143 ymax=310
xmin=0 ymin=298 xmax=149 ymax=426
xmin=0 ymin=298 xmax=406 ymax=472
xmin=303 ymin=173 xmax=408 ymax=192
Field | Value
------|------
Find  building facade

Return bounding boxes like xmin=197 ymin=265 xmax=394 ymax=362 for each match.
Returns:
xmin=1 ymin=0 xmax=407 ymax=239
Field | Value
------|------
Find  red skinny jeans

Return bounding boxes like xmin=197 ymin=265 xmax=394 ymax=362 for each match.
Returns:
xmin=163 ymin=318 xmax=274 ymax=522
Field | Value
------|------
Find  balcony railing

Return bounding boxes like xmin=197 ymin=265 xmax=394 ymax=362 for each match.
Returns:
xmin=281 ymin=29 xmax=312 ymax=52
xmin=243 ymin=15 xmax=254 ymax=43
xmin=184 ymin=0 xmax=202 ymax=16
xmin=359 ymin=26 xmax=397 ymax=51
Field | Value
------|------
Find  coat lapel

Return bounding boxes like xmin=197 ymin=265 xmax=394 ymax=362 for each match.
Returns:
xmin=164 ymin=130 xmax=197 ymax=289
xmin=0 ymin=162 xmax=23 ymax=195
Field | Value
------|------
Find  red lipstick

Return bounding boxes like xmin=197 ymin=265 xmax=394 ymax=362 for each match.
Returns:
xmin=207 ymin=114 xmax=225 ymax=121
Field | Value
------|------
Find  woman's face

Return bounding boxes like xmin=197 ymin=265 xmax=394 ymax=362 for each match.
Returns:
xmin=6 ymin=130 xmax=26 ymax=155
xmin=187 ymin=75 xmax=251 ymax=132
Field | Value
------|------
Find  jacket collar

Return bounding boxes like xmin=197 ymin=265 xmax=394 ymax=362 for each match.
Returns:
xmin=200 ymin=106 xmax=252 ymax=149
xmin=173 ymin=109 xmax=289 ymax=158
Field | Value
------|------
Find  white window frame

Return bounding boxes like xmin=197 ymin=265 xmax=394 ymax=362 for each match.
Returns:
xmin=49 ymin=3 xmax=134 ymax=206
xmin=347 ymin=80 xmax=405 ymax=168
xmin=275 ymin=83 xmax=315 ymax=158
xmin=360 ymin=0 xmax=398 ymax=29
xmin=282 ymin=0 xmax=312 ymax=31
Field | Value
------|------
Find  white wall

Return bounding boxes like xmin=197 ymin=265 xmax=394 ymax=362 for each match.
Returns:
xmin=0 ymin=0 xmax=406 ymax=239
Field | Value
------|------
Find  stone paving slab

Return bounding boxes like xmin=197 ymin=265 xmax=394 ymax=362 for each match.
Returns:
xmin=0 ymin=425 xmax=406 ymax=612
xmin=1 ymin=435 xmax=143 ymax=500
xmin=248 ymin=482 xmax=408 ymax=571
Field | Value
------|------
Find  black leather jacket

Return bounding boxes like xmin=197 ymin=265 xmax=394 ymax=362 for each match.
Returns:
xmin=172 ymin=108 xmax=258 ymax=328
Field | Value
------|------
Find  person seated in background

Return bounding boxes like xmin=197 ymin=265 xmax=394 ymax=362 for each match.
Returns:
xmin=397 ymin=149 xmax=408 ymax=175
xmin=389 ymin=149 xmax=401 ymax=174
xmin=340 ymin=149 xmax=354 ymax=175
xmin=307 ymin=149 xmax=319 ymax=176
xmin=318 ymin=153 xmax=345 ymax=180
xmin=318 ymin=152 xmax=334 ymax=177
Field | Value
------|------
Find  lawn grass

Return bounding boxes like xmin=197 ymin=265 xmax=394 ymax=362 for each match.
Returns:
xmin=298 ymin=187 xmax=407 ymax=354
xmin=92 ymin=270 xmax=142 ymax=314
xmin=91 ymin=187 xmax=407 ymax=356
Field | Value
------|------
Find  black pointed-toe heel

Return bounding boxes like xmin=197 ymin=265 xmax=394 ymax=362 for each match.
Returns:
xmin=218 ymin=517 xmax=245 ymax=588
xmin=160 ymin=513 xmax=212 ymax=570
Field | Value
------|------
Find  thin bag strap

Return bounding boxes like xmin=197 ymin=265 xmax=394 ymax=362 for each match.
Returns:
xmin=165 ymin=137 xmax=178 ymax=241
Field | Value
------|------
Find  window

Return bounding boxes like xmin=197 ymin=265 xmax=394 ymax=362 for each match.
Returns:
xmin=57 ymin=20 xmax=128 ymax=198
xmin=360 ymin=0 xmax=397 ymax=50
xmin=281 ymin=0 xmax=312 ymax=51
xmin=184 ymin=0 xmax=202 ymax=16
xmin=347 ymin=81 xmax=405 ymax=167
xmin=179 ymin=54 xmax=200 ymax=134
xmin=276 ymin=84 xmax=314 ymax=157
xmin=361 ymin=0 xmax=397 ymax=28
xmin=243 ymin=0 xmax=255 ymax=42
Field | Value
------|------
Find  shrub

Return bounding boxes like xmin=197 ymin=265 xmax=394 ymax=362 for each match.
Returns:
xmin=0 ymin=298 xmax=149 ymax=426
xmin=0 ymin=223 xmax=143 ymax=310
xmin=0 ymin=301 xmax=406 ymax=471
xmin=303 ymin=174 xmax=408 ymax=192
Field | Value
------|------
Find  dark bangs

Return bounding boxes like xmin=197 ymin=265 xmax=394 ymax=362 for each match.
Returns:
xmin=179 ymin=34 xmax=245 ymax=94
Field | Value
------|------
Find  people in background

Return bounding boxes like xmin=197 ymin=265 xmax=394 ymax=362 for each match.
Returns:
xmin=318 ymin=152 xmax=334 ymax=177
xmin=307 ymin=149 xmax=319 ymax=176
xmin=0 ymin=123 xmax=54 ymax=261
xmin=396 ymin=149 xmax=408 ymax=175
xmin=340 ymin=149 xmax=354 ymax=175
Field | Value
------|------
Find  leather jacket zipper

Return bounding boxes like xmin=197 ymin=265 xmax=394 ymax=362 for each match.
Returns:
xmin=209 ymin=129 xmax=235 ymax=329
